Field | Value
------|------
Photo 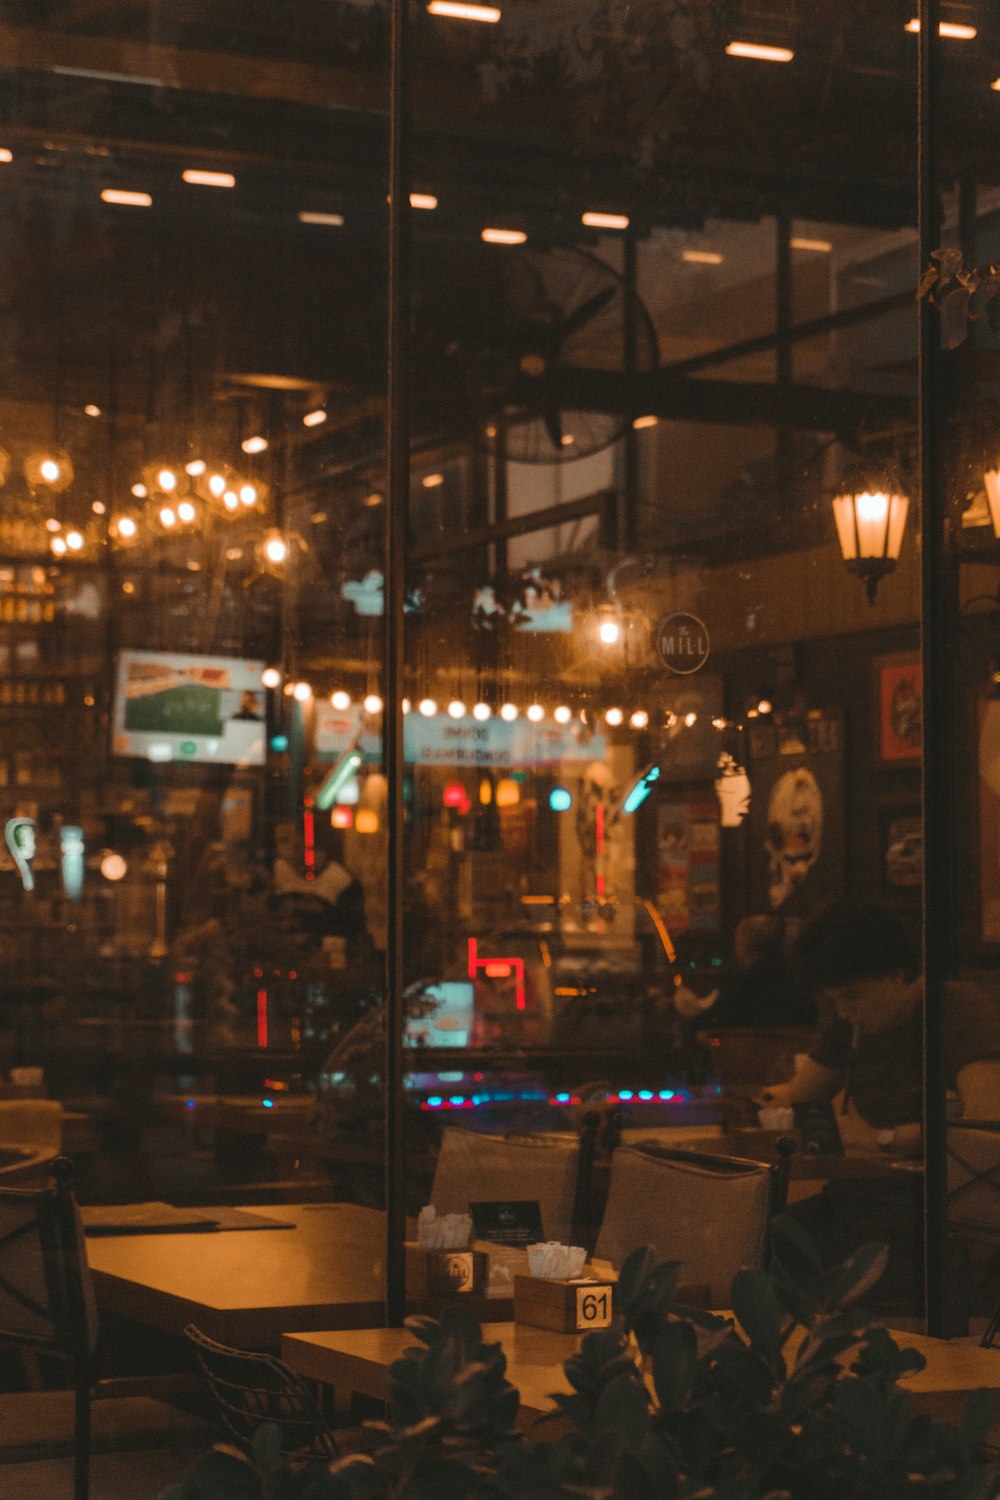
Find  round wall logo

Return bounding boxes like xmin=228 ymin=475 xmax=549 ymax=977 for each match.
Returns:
xmin=655 ymin=612 xmax=710 ymax=675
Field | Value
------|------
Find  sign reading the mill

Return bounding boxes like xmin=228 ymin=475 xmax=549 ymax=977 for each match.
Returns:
xmin=655 ymin=612 xmax=710 ymax=675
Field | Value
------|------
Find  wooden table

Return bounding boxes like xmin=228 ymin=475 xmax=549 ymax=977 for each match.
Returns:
xmin=86 ymin=1204 xmax=518 ymax=1348
xmin=282 ymin=1319 xmax=1000 ymax=1427
xmin=87 ymin=1203 xmax=391 ymax=1347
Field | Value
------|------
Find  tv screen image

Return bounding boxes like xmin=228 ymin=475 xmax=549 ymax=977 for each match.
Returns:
xmin=113 ymin=650 xmax=267 ymax=766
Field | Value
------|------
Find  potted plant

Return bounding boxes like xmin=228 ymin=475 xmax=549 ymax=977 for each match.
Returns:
xmin=164 ymin=1214 xmax=999 ymax=1499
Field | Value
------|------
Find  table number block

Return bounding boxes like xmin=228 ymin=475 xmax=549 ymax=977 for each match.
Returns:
xmin=514 ymin=1274 xmax=616 ymax=1332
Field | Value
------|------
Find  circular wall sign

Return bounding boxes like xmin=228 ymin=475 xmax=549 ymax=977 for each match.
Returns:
xmin=655 ymin=612 xmax=710 ymax=675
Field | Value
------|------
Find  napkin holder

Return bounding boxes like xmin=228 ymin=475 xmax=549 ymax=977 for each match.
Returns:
xmin=513 ymin=1273 xmax=615 ymax=1332
xmin=405 ymin=1242 xmax=488 ymax=1298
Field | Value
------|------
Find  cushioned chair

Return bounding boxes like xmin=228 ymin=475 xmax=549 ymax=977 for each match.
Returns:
xmin=185 ymin=1323 xmax=337 ymax=1458
xmin=429 ymin=1127 xmax=581 ymax=1244
xmin=946 ymin=1121 xmax=1000 ymax=1345
xmin=0 ymin=1097 xmax=62 ymax=1152
xmin=594 ymin=1143 xmax=785 ymax=1305
xmin=0 ymin=1158 xmax=207 ymax=1500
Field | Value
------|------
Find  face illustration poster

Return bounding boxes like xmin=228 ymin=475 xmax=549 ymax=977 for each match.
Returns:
xmin=747 ymin=712 xmax=845 ymax=916
xmin=876 ymin=654 xmax=922 ymax=764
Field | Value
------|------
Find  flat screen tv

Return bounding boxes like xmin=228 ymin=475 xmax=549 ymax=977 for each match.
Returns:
xmin=112 ymin=650 xmax=267 ymax=766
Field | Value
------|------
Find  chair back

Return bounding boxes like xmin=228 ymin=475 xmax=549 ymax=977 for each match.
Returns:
xmin=0 ymin=1156 xmax=98 ymax=1362
xmin=947 ymin=1122 xmax=1000 ymax=1232
xmin=595 ymin=1143 xmax=775 ymax=1304
xmin=0 ymin=1099 xmax=62 ymax=1153
xmin=184 ymin=1324 xmax=337 ymax=1458
xmin=430 ymin=1127 xmax=581 ymax=1244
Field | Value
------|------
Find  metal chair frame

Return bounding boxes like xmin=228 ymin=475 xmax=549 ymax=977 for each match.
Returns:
xmin=184 ymin=1322 xmax=338 ymax=1459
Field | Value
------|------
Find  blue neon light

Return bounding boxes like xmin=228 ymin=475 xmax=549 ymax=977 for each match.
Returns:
xmin=262 ymin=1098 xmax=274 ymax=1108
xmin=549 ymin=787 xmax=573 ymax=812
xmin=623 ymin=763 xmax=661 ymax=814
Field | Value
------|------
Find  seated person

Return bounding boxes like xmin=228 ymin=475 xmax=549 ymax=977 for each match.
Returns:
xmin=706 ymin=914 xmax=815 ymax=1028
xmin=760 ymin=900 xmax=1000 ymax=1157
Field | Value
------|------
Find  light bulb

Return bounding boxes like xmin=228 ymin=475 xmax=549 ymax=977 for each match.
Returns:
xmin=239 ymin=484 xmax=258 ymax=507
xmin=418 ymin=697 xmax=438 ymax=717
xmin=65 ymin=530 xmax=84 ymax=551
xmin=40 ymin=460 xmax=61 ymax=484
xmin=241 ymin=436 xmax=268 ymax=455
xmin=363 ymin=693 xmax=383 ymax=714
xmin=263 ymin=534 xmax=287 ymax=565
xmin=605 ymin=707 xmax=624 ymax=726
xmin=223 ymin=491 xmax=239 ymax=512
xmin=447 ymin=699 xmax=466 ymax=719
xmin=598 ymin=618 xmax=620 ymax=646
xmin=472 ymin=702 xmax=491 ymax=721
xmin=177 ymin=500 xmax=196 ymax=524
xmin=685 ymin=711 xmax=697 ymax=727
xmin=116 ymin=516 xmax=138 ymax=539
xmin=159 ymin=507 xmax=177 ymax=527
xmin=185 ymin=459 xmax=206 ymax=477
xmin=554 ymin=705 xmax=572 ymax=724
xmin=330 ymin=690 xmax=351 ymax=710
xmin=402 ymin=698 xmax=411 ymax=714
xmin=157 ymin=468 xmax=177 ymax=492
xmin=526 ymin=703 xmax=545 ymax=722
xmin=261 ymin=667 xmax=281 ymax=689
xmin=208 ymin=473 xmax=227 ymax=497
xmin=50 ymin=535 xmax=67 ymax=555
xmin=100 ymin=853 xmax=127 ymax=881
xmin=630 ymin=710 xmax=649 ymax=729
xmin=500 ymin=703 xmax=518 ymax=722
xmin=45 ymin=518 xmax=60 ymax=533
xmin=293 ymin=681 xmax=312 ymax=702
xmin=131 ymin=483 xmax=147 ymax=499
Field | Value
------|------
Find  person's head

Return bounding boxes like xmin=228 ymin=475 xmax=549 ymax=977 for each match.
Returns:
xmin=792 ymin=900 xmax=919 ymax=1034
xmin=733 ymin=914 xmax=784 ymax=969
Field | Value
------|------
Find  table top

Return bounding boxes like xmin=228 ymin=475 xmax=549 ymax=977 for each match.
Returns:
xmin=282 ymin=1317 xmax=1000 ymax=1424
xmin=88 ymin=1202 xmax=390 ymax=1347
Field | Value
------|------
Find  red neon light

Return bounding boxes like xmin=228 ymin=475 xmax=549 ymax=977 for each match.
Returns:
xmin=595 ymin=800 xmax=605 ymax=854
xmin=256 ymin=988 xmax=268 ymax=1048
xmin=303 ymin=801 xmax=316 ymax=880
xmin=467 ymin=937 xmax=526 ymax=1010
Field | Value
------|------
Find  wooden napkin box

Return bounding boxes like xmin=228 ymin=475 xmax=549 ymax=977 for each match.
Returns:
xmin=405 ymin=1242 xmax=488 ymax=1298
xmin=513 ymin=1273 xmax=615 ymax=1332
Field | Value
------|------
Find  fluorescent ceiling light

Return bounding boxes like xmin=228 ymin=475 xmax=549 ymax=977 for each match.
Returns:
xmin=725 ymin=41 xmax=794 ymax=61
xmin=582 ymin=211 xmax=630 ymax=230
xmin=791 ymin=236 xmax=833 ymax=252
xmin=681 ymin=249 xmax=723 ymax=265
xmin=182 ymin=169 xmax=236 ymax=188
xmin=633 ymin=414 xmax=659 ymax=430
xmin=482 ymin=227 xmax=527 ymax=244
xmin=427 ymin=1 xmax=501 ymax=19
xmin=298 ymin=210 xmax=344 ymax=226
xmin=303 ymin=409 xmax=327 ymax=427
xmin=0 ymin=150 xmax=12 ymax=163
xmin=101 ymin=188 xmax=152 ymax=207
xmin=410 ymin=193 xmax=438 ymax=210
xmin=904 ymin=18 xmax=976 ymax=37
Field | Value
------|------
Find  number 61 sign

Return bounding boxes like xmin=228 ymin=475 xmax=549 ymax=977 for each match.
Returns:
xmin=575 ymin=1283 xmax=612 ymax=1329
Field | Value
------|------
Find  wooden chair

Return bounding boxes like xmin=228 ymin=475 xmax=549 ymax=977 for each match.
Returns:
xmin=184 ymin=1323 xmax=338 ymax=1458
xmin=594 ymin=1141 xmax=792 ymax=1306
xmin=946 ymin=1122 xmax=1000 ymax=1346
xmin=0 ymin=1158 xmax=207 ymax=1500
xmin=429 ymin=1126 xmax=582 ymax=1244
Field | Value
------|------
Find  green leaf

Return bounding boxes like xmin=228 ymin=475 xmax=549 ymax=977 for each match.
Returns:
xmin=730 ymin=1269 xmax=785 ymax=1366
xmin=821 ymin=1242 xmax=889 ymax=1311
xmin=650 ymin=1319 xmax=697 ymax=1411
xmin=594 ymin=1370 xmax=649 ymax=1446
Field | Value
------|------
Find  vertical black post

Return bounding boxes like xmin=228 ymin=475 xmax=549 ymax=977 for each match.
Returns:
xmin=622 ymin=227 xmax=639 ymax=551
xmin=384 ymin=0 xmax=411 ymax=1327
xmin=775 ymin=212 xmax=794 ymax=510
xmin=917 ymin=0 xmax=948 ymax=1338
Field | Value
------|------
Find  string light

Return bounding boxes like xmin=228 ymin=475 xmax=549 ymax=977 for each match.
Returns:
xmin=499 ymin=703 xmax=518 ymax=721
xmin=526 ymin=703 xmax=545 ymax=722
xmin=472 ymin=702 xmax=491 ymax=721
xmin=292 ymin=681 xmax=312 ymax=702
xmin=363 ymin=693 xmax=383 ymax=714
xmin=330 ymin=691 xmax=352 ymax=710
xmin=447 ymin=699 xmax=466 ymax=719
xmin=554 ymin=705 xmax=572 ymax=724
xmin=419 ymin=697 xmax=438 ymax=717
xmin=605 ymin=707 xmax=624 ymax=726
xmin=261 ymin=667 xmax=282 ymax=689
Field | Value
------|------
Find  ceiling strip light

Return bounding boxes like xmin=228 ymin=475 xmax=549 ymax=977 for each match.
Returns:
xmin=101 ymin=188 xmax=152 ymax=207
xmin=790 ymin=236 xmax=833 ymax=252
xmin=410 ymin=193 xmax=438 ymax=210
xmin=725 ymin=40 xmax=794 ymax=61
xmin=482 ymin=227 xmax=527 ymax=244
xmin=633 ymin=414 xmax=659 ymax=430
xmin=904 ymin=18 xmax=977 ymax=37
xmin=682 ymin=249 xmax=723 ymax=265
xmin=298 ymin=210 xmax=344 ymax=226
xmin=582 ymin=211 xmax=630 ymax=230
xmin=182 ymin=169 xmax=236 ymax=188
xmin=427 ymin=1 xmax=501 ymax=19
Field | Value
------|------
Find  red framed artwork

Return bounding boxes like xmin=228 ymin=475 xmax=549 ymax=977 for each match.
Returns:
xmin=876 ymin=654 xmax=922 ymax=764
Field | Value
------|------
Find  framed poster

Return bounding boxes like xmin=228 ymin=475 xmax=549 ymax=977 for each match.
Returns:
xmin=876 ymin=654 xmax=922 ymax=764
xmin=878 ymin=800 xmax=923 ymax=896
xmin=747 ymin=712 xmax=845 ymax=916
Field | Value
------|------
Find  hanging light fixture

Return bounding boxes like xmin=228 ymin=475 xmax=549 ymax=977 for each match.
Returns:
xmin=831 ymin=488 xmax=909 ymax=603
